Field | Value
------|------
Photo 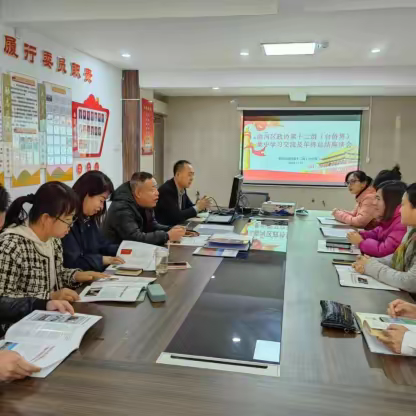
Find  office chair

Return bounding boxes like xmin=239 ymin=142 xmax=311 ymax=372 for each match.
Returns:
xmin=240 ymin=192 xmax=270 ymax=209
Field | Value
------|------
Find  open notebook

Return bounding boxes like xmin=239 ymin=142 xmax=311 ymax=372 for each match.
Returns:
xmin=0 ymin=311 xmax=101 ymax=377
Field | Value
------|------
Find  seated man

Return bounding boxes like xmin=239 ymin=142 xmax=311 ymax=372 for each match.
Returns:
xmin=104 ymin=172 xmax=185 ymax=245
xmin=155 ymin=160 xmax=210 ymax=226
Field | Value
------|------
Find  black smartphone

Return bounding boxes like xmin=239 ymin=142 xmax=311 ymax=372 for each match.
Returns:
xmin=168 ymin=262 xmax=188 ymax=267
xmin=332 ymin=259 xmax=355 ymax=265
xmin=326 ymin=241 xmax=351 ymax=249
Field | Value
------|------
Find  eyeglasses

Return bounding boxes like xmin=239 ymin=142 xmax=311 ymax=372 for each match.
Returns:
xmin=56 ymin=217 xmax=77 ymax=228
xmin=346 ymin=179 xmax=359 ymax=186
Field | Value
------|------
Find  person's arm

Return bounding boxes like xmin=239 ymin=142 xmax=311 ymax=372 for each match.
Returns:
xmin=359 ymin=227 xmax=379 ymax=240
xmin=62 ymin=230 xmax=105 ymax=272
xmin=359 ymin=228 xmax=406 ymax=258
xmin=53 ymin=239 xmax=81 ymax=290
xmin=116 ymin=207 xmax=169 ymax=245
xmin=0 ymin=238 xmax=50 ymax=299
xmin=364 ymin=258 xmax=416 ymax=292
xmin=401 ymin=331 xmax=416 ymax=356
xmin=0 ymin=296 xmax=48 ymax=325
xmin=156 ymin=188 xmax=196 ymax=225
xmin=334 ymin=199 xmax=375 ymax=228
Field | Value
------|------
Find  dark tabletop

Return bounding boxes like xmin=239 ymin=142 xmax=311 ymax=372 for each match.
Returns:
xmin=2 ymin=211 xmax=416 ymax=416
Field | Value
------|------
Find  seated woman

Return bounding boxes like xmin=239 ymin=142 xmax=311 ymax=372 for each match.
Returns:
xmin=377 ymin=299 xmax=416 ymax=355
xmin=62 ymin=171 xmax=124 ymax=272
xmin=347 ymin=181 xmax=407 ymax=257
xmin=373 ymin=164 xmax=402 ymax=190
xmin=333 ymin=170 xmax=377 ymax=229
xmin=353 ymin=183 xmax=416 ymax=292
xmin=0 ymin=182 xmax=108 ymax=301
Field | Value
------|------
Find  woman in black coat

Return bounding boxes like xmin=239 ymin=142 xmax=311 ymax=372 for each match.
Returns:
xmin=62 ymin=171 xmax=124 ymax=271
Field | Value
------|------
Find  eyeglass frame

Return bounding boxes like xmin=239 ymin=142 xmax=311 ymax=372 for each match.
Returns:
xmin=56 ymin=216 xmax=77 ymax=228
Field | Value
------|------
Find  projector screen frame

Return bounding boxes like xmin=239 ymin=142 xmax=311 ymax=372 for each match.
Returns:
xmin=240 ymin=109 xmax=363 ymax=188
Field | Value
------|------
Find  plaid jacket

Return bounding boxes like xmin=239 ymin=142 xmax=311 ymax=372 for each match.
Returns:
xmin=0 ymin=234 xmax=80 ymax=300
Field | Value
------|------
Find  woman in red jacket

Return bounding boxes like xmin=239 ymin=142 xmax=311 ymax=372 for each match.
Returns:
xmin=333 ymin=170 xmax=378 ymax=229
xmin=347 ymin=181 xmax=407 ymax=257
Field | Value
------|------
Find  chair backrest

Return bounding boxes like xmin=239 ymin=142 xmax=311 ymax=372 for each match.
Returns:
xmin=240 ymin=192 xmax=270 ymax=209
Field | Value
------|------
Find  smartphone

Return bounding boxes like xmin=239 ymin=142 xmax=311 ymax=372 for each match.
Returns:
xmin=326 ymin=241 xmax=351 ymax=249
xmin=332 ymin=259 xmax=355 ymax=266
xmin=167 ymin=261 xmax=189 ymax=270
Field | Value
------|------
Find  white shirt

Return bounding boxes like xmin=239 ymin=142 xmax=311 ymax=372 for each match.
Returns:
xmin=401 ymin=331 xmax=416 ymax=356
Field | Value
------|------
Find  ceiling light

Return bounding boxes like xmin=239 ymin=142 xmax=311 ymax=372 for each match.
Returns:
xmin=262 ymin=42 xmax=317 ymax=56
xmin=371 ymin=48 xmax=381 ymax=54
xmin=121 ymin=53 xmax=131 ymax=58
xmin=240 ymin=51 xmax=249 ymax=56
xmin=212 ymin=87 xmax=220 ymax=90
xmin=232 ymin=337 xmax=241 ymax=343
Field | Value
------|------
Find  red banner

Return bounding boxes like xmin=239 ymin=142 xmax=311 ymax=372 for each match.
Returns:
xmin=141 ymin=98 xmax=154 ymax=155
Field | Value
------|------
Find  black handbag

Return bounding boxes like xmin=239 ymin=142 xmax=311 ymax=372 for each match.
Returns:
xmin=320 ymin=300 xmax=359 ymax=332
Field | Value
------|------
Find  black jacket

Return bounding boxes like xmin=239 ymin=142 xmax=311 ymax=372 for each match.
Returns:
xmin=103 ymin=182 xmax=170 ymax=246
xmin=0 ymin=296 xmax=48 ymax=336
xmin=155 ymin=178 xmax=196 ymax=226
xmin=62 ymin=218 xmax=119 ymax=272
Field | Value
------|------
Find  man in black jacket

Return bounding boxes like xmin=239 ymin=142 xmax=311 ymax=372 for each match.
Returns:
xmin=155 ymin=160 xmax=210 ymax=226
xmin=103 ymin=172 xmax=185 ymax=245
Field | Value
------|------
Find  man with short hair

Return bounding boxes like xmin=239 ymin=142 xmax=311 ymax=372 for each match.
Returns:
xmin=104 ymin=172 xmax=185 ymax=245
xmin=155 ymin=160 xmax=210 ymax=226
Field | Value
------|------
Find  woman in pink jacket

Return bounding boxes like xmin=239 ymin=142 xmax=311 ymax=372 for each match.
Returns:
xmin=333 ymin=170 xmax=378 ymax=229
xmin=347 ymin=180 xmax=407 ymax=257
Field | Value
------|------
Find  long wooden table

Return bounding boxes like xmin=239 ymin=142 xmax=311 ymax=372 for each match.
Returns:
xmin=2 ymin=211 xmax=416 ymax=415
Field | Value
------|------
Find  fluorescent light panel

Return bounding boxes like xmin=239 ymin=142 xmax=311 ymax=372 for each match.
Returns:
xmin=263 ymin=42 xmax=316 ymax=56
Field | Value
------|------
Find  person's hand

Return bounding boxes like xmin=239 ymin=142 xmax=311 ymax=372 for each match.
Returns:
xmin=46 ymin=300 xmax=74 ymax=314
xmin=0 ymin=351 xmax=41 ymax=381
xmin=332 ymin=208 xmax=338 ymax=215
xmin=168 ymin=226 xmax=186 ymax=242
xmin=377 ymin=324 xmax=409 ymax=354
xmin=388 ymin=299 xmax=416 ymax=319
xmin=196 ymin=196 xmax=211 ymax=212
xmin=185 ymin=230 xmax=200 ymax=237
xmin=74 ymin=271 xmax=111 ymax=283
xmin=103 ymin=256 xmax=125 ymax=266
xmin=50 ymin=288 xmax=80 ymax=302
xmin=347 ymin=231 xmax=363 ymax=246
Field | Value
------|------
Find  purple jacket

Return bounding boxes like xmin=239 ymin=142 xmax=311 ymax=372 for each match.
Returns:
xmin=359 ymin=206 xmax=407 ymax=257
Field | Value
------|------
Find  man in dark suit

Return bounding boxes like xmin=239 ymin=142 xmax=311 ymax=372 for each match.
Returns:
xmin=104 ymin=172 xmax=186 ymax=245
xmin=155 ymin=160 xmax=210 ymax=226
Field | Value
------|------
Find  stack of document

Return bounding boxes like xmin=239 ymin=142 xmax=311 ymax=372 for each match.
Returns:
xmin=79 ymin=276 xmax=156 ymax=302
xmin=334 ymin=265 xmax=399 ymax=291
xmin=317 ymin=216 xmax=346 ymax=226
xmin=171 ymin=234 xmax=210 ymax=247
xmin=107 ymin=241 xmax=168 ymax=272
xmin=0 ymin=311 xmax=101 ymax=377
xmin=205 ymin=233 xmax=252 ymax=251
xmin=320 ymin=226 xmax=354 ymax=239
xmin=317 ymin=240 xmax=360 ymax=255
xmin=193 ymin=247 xmax=239 ymax=258
xmin=194 ymin=224 xmax=234 ymax=235
xmin=355 ymin=312 xmax=416 ymax=356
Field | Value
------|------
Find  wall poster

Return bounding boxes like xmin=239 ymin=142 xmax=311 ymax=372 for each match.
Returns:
xmin=5 ymin=73 xmax=41 ymax=187
xmin=72 ymin=94 xmax=109 ymax=158
xmin=43 ymin=82 xmax=73 ymax=182
xmin=141 ymin=98 xmax=154 ymax=155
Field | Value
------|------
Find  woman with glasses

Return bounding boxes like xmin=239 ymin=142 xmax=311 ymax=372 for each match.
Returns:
xmin=0 ymin=182 xmax=108 ymax=302
xmin=62 ymin=171 xmax=124 ymax=271
xmin=333 ymin=170 xmax=378 ymax=229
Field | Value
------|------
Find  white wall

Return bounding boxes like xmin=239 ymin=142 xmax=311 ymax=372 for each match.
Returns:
xmin=0 ymin=25 xmax=122 ymax=199
xmin=165 ymin=95 xmax=416 ymax=209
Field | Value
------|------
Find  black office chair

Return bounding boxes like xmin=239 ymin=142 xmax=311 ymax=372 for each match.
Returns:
xmin=239 ymin=192 xmax=270 ymax=209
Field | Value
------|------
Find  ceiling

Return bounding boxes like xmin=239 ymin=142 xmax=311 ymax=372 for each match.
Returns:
xmin=3 ymin=0 xmax=416 ymax=96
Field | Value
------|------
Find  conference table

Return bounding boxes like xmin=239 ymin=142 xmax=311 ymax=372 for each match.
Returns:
xmin=2 ymin=211 xmax=416 ymax=416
